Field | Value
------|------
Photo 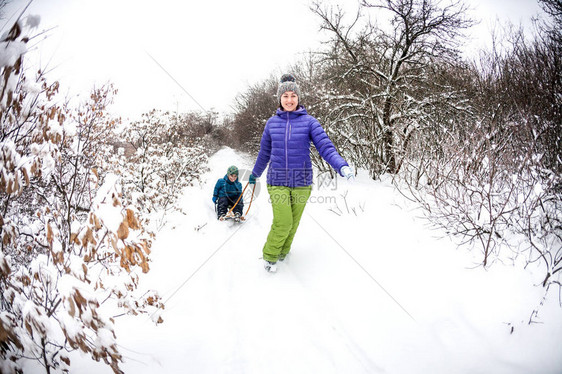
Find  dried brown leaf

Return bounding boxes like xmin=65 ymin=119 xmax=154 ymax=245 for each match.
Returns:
xmin=117 ymin=221 xmax=129 ymax=240
xmin=126 ymin=208 xmax=140 ymax=230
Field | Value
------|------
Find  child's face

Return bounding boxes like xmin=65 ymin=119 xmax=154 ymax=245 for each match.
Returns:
xmin=228 ymin=174 xmax=238 ymax=182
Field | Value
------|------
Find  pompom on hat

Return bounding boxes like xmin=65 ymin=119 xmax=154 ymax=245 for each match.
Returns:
xmin=276 ymin=73 xmax=301 ymax=102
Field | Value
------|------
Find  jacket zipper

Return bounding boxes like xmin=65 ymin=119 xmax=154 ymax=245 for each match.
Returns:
xmin=285 ymin=114 xmax=290 ymax=186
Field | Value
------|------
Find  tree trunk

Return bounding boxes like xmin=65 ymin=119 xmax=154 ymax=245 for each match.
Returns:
xmin=383 ymin=127 xmax=396 ymax=173
xmin=382 ymin=96 xmax=397 ymax=173
xmin=41 ymin=338 xmax=51 ymax=374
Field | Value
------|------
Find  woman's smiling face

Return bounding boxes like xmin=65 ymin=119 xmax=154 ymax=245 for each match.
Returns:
xmin=280 ymin=91 xmax=298 ymax=111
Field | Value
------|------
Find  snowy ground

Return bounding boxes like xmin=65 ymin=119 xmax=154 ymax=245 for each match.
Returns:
xmin=55 ymin=148 xmax=562 ymax=373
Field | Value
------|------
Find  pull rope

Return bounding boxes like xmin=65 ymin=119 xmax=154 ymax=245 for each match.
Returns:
xmin=244 ymin=183 xmax=256 ymax=217
xmin=226 ymin=181 xmax=256 ymax=219
xmin=227 ymin=182 xmax=248 ymax=216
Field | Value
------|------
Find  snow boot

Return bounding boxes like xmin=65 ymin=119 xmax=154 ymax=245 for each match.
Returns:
xmin=264 ymin=260 xmax=277 ymax=273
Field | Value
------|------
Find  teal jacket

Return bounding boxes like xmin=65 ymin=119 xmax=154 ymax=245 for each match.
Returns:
xmin=213 ymin=175 xmax=243 ymax=203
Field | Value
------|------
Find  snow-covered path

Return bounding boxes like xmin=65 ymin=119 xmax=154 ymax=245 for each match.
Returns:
xmin=71 ymin=148 xmax=561 ymax=374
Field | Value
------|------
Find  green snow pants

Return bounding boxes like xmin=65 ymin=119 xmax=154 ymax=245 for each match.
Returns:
xmin=263 ymin=185 xmax=312 ymax=262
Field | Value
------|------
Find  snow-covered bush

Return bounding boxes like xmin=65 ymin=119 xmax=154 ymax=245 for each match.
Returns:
xmin=405 ymin=117 xmax=560 ymax=266
xmin=109 ymin=109 xmax=210 ymax=229
xmin=395 ymin=0 xmax=562 ymax=296
xmin=0 ymin=17 xmax=162 ymax=374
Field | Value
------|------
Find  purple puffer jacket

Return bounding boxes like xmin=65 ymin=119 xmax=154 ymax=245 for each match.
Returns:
xmin=252 ymin=106 xmax=348 ymax=188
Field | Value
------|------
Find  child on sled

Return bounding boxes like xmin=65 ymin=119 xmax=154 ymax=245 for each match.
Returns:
xmin=212 ymin=165 xmax=245 ymax=221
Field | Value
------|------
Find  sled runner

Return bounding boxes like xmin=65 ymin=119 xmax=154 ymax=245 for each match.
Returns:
xmin=219 ymin=210 xmax=245 ymax=223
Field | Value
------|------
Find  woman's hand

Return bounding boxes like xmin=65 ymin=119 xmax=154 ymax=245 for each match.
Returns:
xmin=340 ymin=166 xmax=355 ymax=181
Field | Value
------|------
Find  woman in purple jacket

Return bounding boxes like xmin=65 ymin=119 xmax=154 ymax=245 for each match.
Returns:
xmin=250 ymin=74 xmax=354 ymax=273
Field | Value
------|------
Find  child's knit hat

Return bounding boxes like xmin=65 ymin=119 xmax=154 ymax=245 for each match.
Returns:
xmin=227 ymin=165 xmax=239 ymax=176
xmin=277 ymin=74 xmax=301 ymax=102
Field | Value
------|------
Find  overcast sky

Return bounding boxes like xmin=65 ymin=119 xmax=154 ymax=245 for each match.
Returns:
xmin=2 ymin=0 xmax=544 ymax=119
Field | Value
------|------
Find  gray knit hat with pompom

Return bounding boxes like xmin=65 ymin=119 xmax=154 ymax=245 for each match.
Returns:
xmin=277 ymin=74 xmax=301 ymax=102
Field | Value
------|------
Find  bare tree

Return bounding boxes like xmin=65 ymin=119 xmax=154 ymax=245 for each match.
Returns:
xmin=230 ymin=75 xmax=278 ymax=154
xmin=539 ymin=0 xmax=562 ymax=45
xmin=311 ymin=0 xmax=474 ymax=176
